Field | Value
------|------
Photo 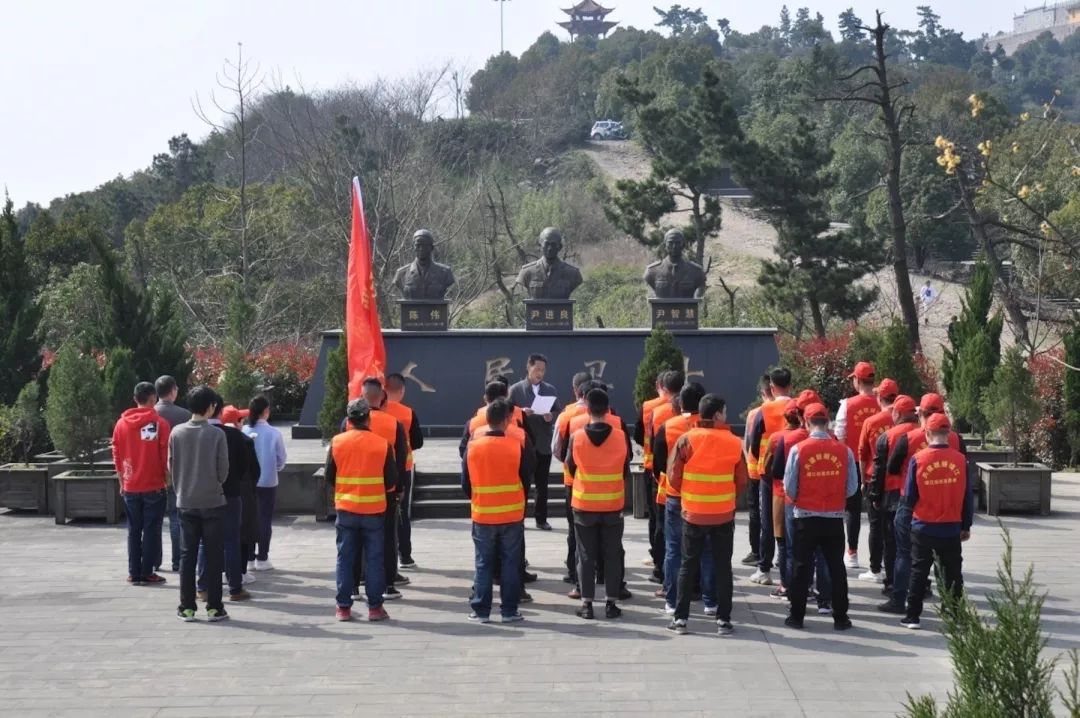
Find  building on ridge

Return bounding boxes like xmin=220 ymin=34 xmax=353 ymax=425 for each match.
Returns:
xmin=558 ymin=0 xmax=619 ymax=40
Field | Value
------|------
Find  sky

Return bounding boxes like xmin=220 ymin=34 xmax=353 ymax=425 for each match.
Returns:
xmin=2 ymin=0 xmax=1029 ymax=206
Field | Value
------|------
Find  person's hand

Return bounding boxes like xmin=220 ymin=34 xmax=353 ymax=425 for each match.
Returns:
xmin=543 ymin=413 xmax=553 ymax=422
xmin=960 ymin=530 xmax=971 ymax=542
xmin=522 ymin=408 xmax=534 ymax=416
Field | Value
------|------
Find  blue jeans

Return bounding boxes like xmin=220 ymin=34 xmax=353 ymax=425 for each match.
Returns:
xmin=784 ymin=503 xmax=832 ymax=601
xmin=157 ymin=488 xmax=181 ymax=570
xmin=892 ymin=504 xmax=913 ymax=604
xmin=123 ymin=490 xmax=166 ymax=580
xmin=197 ymin=496 xmax=243 ymax=595
xmin=336 ymin=511 xmax=385 ymax=609
xmin=664 ymin=498 xmax=715 ymax=609
xmin=472 ymin=521 xmax=525 ymax=619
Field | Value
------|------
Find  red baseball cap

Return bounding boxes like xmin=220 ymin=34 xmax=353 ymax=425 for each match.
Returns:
xmin=926 ymin=413 xmax=951 ymax=432
xmin=804 ymin=403 xmax=829 ymax=422
xmin=783 ymin=399 xmax=800 ymax=418
xmin=849 ymin=361 xmax=875 ymax=381
xmin=221 ymin=405 xmax=250 ymax=425
xmin=893 ymin=395 xmax=917 ymax=415
xmin=796 ymin=389 xmax=822 ymax=410
xmin=920 ymin=393 xmax=945 ymax=415
xmin=875 ymin=378 xmax=900 ymax=400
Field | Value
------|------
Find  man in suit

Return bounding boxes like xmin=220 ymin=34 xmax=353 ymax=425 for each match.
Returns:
xmin=509 ymin=354 xmax=563 ymax=530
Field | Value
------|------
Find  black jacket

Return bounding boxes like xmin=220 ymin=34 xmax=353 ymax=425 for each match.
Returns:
xmin=217 ymin=423 xmax=260 ymax=498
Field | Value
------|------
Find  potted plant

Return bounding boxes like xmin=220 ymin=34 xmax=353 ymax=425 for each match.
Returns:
xmin=44 ymin=346 xmax=119 ymax=524
xmin=977 ymin=347 xmax=1051 ymax=516
xmin=0 ymin=382 xmax=51 ymax=514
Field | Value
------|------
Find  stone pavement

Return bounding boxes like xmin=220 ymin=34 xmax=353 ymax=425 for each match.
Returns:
xmin=1 ymin=476 xmax=1079 ymax=718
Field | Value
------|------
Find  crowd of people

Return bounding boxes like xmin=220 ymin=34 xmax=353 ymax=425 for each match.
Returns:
xmin=112 ymin=354 xmax=973 ymax=633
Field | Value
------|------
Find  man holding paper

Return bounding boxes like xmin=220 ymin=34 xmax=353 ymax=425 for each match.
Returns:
xmin=509 ymin=354 xmax=563 ymax=530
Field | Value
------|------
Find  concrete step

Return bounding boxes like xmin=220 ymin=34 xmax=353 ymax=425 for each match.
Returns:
xmin=411 ymin=471 xmax=569 ymax=519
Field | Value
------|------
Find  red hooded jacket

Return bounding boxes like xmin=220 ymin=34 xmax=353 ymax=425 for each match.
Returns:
xmin=112 ymin=406 xmax=171 ymax=493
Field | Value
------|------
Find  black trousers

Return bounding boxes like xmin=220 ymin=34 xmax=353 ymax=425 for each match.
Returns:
xmin=676 ymin=521 xmax=734 ymax=622
xmin=647 ymin=472 xmax=665 ymax=576
xmin=882 ymin=508 xmax=898 ymax=588
xmin=573 ymin=510 xmax=624 ymax=602
xmin=845 ymin=489 xmax=862 ymax=552
xmin=865 ymin=489 xmax=885 ymax=573
xmin=789 ymin=516 xmax=849 ymax=623
xmin=747 ymin=478 xmax=761 ymax=555
xmin=532 ymin=453 xmax=552 ymax=524
xmin=179 ymin=506 xmax=225 ymax=612
xmin=398 ymin=470 xmax=413 ymax=562
xmin=355 ymin=493 xmax=399 ymax=591
xmin=907 ymin=531 xmax=964 ymax=620
xmin=564 ymin=491 xmax=577 ymax=581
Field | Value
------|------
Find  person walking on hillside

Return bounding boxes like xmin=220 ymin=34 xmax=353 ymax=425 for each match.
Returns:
xmin=113 ymin=382 xmax=171 ymax=587
xmin=154 ymin=375 xmax=191 ymax=573
xmin=508 ymin=354 xmax=562 ymax=531
xmin=170 ymin=387 xmax=230 ymax=623
xmin=243 ymin=396 xmax=287 ymax=571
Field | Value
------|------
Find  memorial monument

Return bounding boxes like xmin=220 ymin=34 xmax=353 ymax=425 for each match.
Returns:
xmin=643 ymin=229 xmax=707 ymax=329
xmin=515 ymin=227 xmax=583 ymax=330
xmin=393 ymin=229 xmax=455 ymax=330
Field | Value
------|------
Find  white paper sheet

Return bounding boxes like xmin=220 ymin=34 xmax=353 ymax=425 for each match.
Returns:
xmin=530 ymin=394 xmax=556 ymax=414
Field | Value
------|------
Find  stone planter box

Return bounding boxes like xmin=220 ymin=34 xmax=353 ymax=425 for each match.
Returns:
xmin=0 ymin=463 xmax=50 ymax=514
xmin=51 ymin=470 xmax=123 ymax=525
xmin=46 ymin=460 xmax=115 ymax=480
xmin=966 ymin=448 xmax=1011 ymax=512
xmin=976 ymin=462 xmax=1051 ymax=516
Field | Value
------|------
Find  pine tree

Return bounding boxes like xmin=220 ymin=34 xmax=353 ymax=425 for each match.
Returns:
xmin=735 ymin=118 xmax=885 ymax=337
xmin=837 ymin=8 xmax=864 ymax=43
xmin=218 ymin=340 xmax=259 ymax=406
xmin=318 ymin=333 xmax=349 ymax=442
xmin=982 ymin=347 xmax=1039 ymax=462
xmin=1063 ymin=322 xmax=1080 ymax=466
xmin=952 ymin=329 xmax=996 ymax=443
xmin=103 ymin=347 xmax=138 ymax=419
xmin=44 ymin=345 xmax=111 ymax=467
xmin=634 ymin=327 xmax=684 ymax=408
xmin=8 ymin=382 xmax=45 ymax=463
xmin=0 ymin=196 xmax=42 ymax=405
xmin=875 ymin=320 xmax=925 ymax=399
xmin=943 ymin=262 xmax=1002 ymax=395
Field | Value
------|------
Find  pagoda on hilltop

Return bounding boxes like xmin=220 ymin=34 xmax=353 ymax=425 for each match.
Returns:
xmin=558 ymin=0 xmax=619 ymax=40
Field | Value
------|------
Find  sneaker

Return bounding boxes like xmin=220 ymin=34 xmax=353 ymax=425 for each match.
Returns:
xmin=242 ymin=572 xmax=255 ymax=585
xmin=368 ymin=606 xmax=390 ymax=622
xmin=177 ymin=607 xmax=197 ymax=622
xmin=567 ymin=588 xmax=581 ymax=600
xmin=859 ymin=569 xmax=883 ymax=583
xmin=817 ymin=601 xmax=833 ymax=616
xmin=576 ymin=603 xmax=595 ymax=620
xmin=784 ymin=616 xmax=804 ymax=630
xmin=127 ymin=576 xmax=144 ymax=586
xmin=206 ymin=608 xmax=229 ymax=622
xmin=247 ymin=561 xmax=256 ymax=572
xmin=653 ymin=588 xmax=667 ymax=599
xmin=501 ymin=612 xmax=525 ymax=623
xmin=399 ymin=558 xmax=417 ymax=570
xmin=336 ymin=606 xmax=352 ymax=622
xmin=740 ymin=552 xmax=759 ymax=566
xmin=881 ymin=585 xmax=893 ymax=597
xmin=663 ymin=603 xmax=676 ymax=616
xmin=523 ymin=571 xmax=538 ymax=584
xmin=667 ymin=619 xmax=688 ymax=635
xmin=393 ymin=574 xmax=411 ymax=586
xmin=749 ymin=570 xmax=773 ymax=586
xmin=467 ymin=612 xmax=490 ymax=624
xmin=254 ymin=559 xmax=273 ymax=571
xmin=519 ymin=591 xmax=533 ymax=604
xmin=143 ymin=574 xmax=166 ymax=585
xmin=834 ymin=617 xmax=853 ymax=631
xmin=618 ymin=585 xmax=633 ymax=601
xmin=770 ymin=587 xmax=788 ymax=600
xmin=642 ymin=558 xmax=654 ymax=567
xmin=845 ymin=550 xmax=860 ymax=569
xmin=535 ymin=521 xmax=552 ymax=531
xmin=900 ymin=616 xmax=921 ymax=630
xmin=228 ymin=590 xmax=252 ymax=601
xmin=605 ymin=602 xmax=622 ymax=619
xmin=877 ymin=600 xmax=906 ymax=614
xmin=382 ymin=587 xmax=403 ymax=601
xmin=196 ymin=590 xmax=208 ymax=602
xmin=704 ymin=606 xmax=718 ymax=617
xmin=717 ymin=620 xmax=734 ymax=636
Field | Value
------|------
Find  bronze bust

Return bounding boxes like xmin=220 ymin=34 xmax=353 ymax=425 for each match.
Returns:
xmin=393 ymin=229 xmax=456 ymax=300
xmin=515 ymin=228 xmax=583 ymax=300
xmin=644 ymin=229 xmax=707 ymax=298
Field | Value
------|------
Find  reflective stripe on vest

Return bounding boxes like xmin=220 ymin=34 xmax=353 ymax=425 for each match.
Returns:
xmin=369 ymin=410 xmax=402 ymax=492
xmin=912 ymin=446 xmax=967 ymax=524
xmin=754 ymin=400 xmax=788 ymax=479
xmin=680 ymin=427 xmax=741 ymax=517
xmin=658 ymin=414 xmax=697 ymax=500
xmin=641 ymin=396 xmax=666 ymax=471
xmin=744 ymin=407 xmax=761 ymax=476
xmin=570 ymin=426 xmax=627 ymax=512
xmin=467 ymin=435 xmax=525 ymax=524
xmin=558 ymin=404 xmax=589 ymax=486
xmin=651 ymin=403 xmax=678 ymax=503
xmin=330 ymin=430 xmax=389 ymax=515
xmin=383 ymin=401 xmax=415 ymax=470
xmin=565 ymin=412 xmax=616 ymax=486
xmin=792 ymin=437 xmax=849 ymax=513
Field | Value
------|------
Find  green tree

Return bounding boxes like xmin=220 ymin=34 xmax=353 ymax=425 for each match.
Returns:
xmin=102 ymin=347 xmax=138 ymax=419
xmin=1064 ymin=323 xmax=1080 ymax=466
xmin=837 ymin=9 xmax=864 ymax=43
xmin=634 ymin=326 xmax=684 ymax=408
xmin=653 ymin=5 xmax=710 ymax=37
xmin=318 ymin=333 xmax=348 ymax=442
xmin=982 ymin=347 xmax=1040 ymax=462
xmin=44 ymin=345 xmax=111 ymax=467
xmin=951 ymin=329 xmax=997 ymax=442
xmin=876 ymin=320 xmax=926 ymax=399
xmin=5 ymin=382 xmax=46 ymax=463
xmin=735 ymin=118 xmax=885 ymax=337
xmin=942 ymin=262 xmax=1003 ymax=396
xmin=217 ymin=294 xmax=259 ymax=406
xmin=0 ymin=196 xmax=43 ymax=405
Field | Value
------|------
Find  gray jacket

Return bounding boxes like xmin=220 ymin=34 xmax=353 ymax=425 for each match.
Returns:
xmin=168 ymin=419 xmax=228 ymax=510
xmin=155 ymin=400 xmax=192 ymax=429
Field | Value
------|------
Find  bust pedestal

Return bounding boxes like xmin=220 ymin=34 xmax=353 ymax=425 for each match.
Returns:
xmin=524 ymin=299 xmax=574 ymax=331
xmin=649 ymin=298 xmax=700 ymax=330
xmin=399 ymin=300 xmax=449 ymax=331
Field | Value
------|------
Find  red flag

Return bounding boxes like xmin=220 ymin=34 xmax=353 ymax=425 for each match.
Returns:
xmin=346 ymin=177 xmax=386 ymax=400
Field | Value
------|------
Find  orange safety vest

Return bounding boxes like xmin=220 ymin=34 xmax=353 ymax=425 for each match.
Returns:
xmin=754 ymin=399 xmax=789 ymax=479
xmin=679 ymin=426 xmax=742 ymax=519
xmin=368 ymin=409 xmax=401 ymax=493
xmin=898 ymin=426 xmax=962 ymax=496
xmin=768 ymin=426 xmax=807 ymax=498
xmin=859 ymin=409 xmax=893 ymax=481
xmin=383 ymin=400 xmax=415 ymax=470
xmin=564 ymin=412 xmax=617 ymax=486
xmin=657 ymin=414 xmax=698 ymax=501
xmin=647 ymin=400 xmax=677 ymax=472
xmin=843 ymin=394 xmax=880 ymax=455
xmin=475 ymin=404 xmax=525 ymax=427
xmin=882 ymin=421 xmax=919 ymax=493
xmin=330 ymin=429 xmax=389 ymax=515
xmin=792 ymin=436 xmax=849 ymax=514
xmin=651 ymin=403 xmax=679 ymax=504
xmin=641 ymin=395 xmax=667 ymax=472
xmin=466 ymin=434 xmax=526 ymax=525
xmin=570 ymin=426 xmax=627 ymax=512
xmin=469 ymin=414 xmax=527 ymax=447
xmin=912 ymin=446 xmax=967 ymax=524
xmin=744 ymin=406 xmax=762 ymax=476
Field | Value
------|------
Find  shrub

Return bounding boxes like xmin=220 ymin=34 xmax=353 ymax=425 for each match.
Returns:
xmin=982 ymin=347 xmax=1040 ymax=464
xmin=318 ymin=334 xmax=348 ymax=443
xmin=778 ymin=332 xmax=852 ymax=412
xmin=952 ymin=328 xmax=996 ymax=441
xmin=251 ymin=342 xmax=317 ymax=416
xmin=634 ymin=327 xmax=683 ymax=409
xmin=217 ymin=340 xmax=259 ymax=407
xmin=44 ymin=345 xmax=111 ymax=466
xmin=102 ymin=347 xmax=137 ymax=419
xmin=875 ymin=320 xmax=927 ymax=399
xmin=1020 ymin=349 xmax=1068 ymax=469
xmin=575 ymin=265 xmax=649 ymax=328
